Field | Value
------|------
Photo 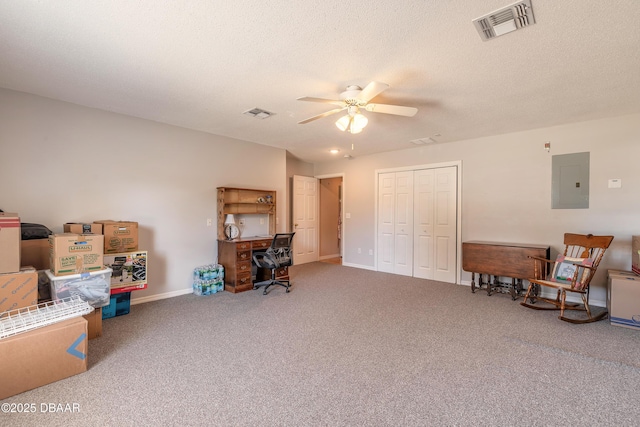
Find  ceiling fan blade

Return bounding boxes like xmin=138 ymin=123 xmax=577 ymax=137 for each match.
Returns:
xmin=364 ymin=103 xmax=418 ymax=117
xmin=297 ymin=97 xmax=345 ymax=107
xmin=298 ymin=107 xmax=346 ymax=124
xmin=356 ymin=81 xmax=389 ymax=103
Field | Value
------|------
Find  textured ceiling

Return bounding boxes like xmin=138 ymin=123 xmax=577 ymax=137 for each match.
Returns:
xmin=1 ymin=1 xmax=639 ymax=163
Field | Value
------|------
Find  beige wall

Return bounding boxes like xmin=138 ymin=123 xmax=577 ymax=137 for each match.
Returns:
xmin=0 ymin=88 xmax=287 ymax=303
xmin=314 ymin=113 xmax=640 ymax=305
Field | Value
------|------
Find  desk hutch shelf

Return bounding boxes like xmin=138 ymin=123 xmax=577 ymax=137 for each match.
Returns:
xmin=216 ymin=187 xmax=276 ymax=241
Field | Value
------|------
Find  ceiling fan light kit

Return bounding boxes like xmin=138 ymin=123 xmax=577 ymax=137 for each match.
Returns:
xmin=297 ymin=81 xmax=417 ymax=134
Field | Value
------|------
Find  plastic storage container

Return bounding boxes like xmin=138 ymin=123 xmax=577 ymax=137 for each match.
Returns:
xmin=45 ymin=268 xmax=112 ymax=308
xmin=102 ymin=292 xmax=131 ymax=319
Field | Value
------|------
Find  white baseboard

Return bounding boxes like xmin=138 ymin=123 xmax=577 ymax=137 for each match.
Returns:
xmin=341 ymin=262 xmax=377 ymax=271
xmin=130 ymin=288 xmax=193 ymax=305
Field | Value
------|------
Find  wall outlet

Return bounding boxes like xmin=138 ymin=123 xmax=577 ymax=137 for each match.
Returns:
xmin=260 ymin=218 xmax=265 ymax=225
xmin=238 ymin=218 xmax=245 ymax=226
xmin=206 ymin=218 xmax=212 ymax=226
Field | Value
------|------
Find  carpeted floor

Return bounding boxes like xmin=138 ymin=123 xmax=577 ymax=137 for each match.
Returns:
xmin=3 ymin=262 xmax=640 ymax=426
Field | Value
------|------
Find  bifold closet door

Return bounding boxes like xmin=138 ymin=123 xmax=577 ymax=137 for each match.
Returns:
xmin=413 ymin=167 xmax=457 ymax=282
xmin=378 ymin=166 xmax=457 ymax=282
xmin=377 ymin=171 xmax=413 ymax=276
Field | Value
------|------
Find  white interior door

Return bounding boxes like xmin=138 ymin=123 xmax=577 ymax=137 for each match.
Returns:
xmin=413 ymin=169 xmax=434 ymax=279
xmin=394 ymin=171 xmax=413 ymax=276
xmin=293 ymin=175 xmax=319 ymax=264
xmin=413 ymin=167 xmax=457 ymax=282
xmin=377 ymin=173 xmax=395 ymax=273
xmin=432 ymin=167 xmax=457 ymax=282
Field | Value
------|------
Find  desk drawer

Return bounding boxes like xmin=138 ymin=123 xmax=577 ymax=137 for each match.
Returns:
xmin=236 ymin=271 xmax=252 ymax=287
xmin=237 ymin=260 xmax=251 ymax=274
xmin=236 ymin=241 xmax=251 ymax=251
xmin=252 ymin=239 xmax=271 ymax=250
xmin=236 ymin=250 xmax=251 ymax=262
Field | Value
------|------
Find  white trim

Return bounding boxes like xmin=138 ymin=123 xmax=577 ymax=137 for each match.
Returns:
xmin=319 ymin=254 xmax=341 ymax=260
xmin=131 ymin=288 xmax=193 ymax=305
xmin=374 ymin=161 xmax=463 ymax=284
xmin=342 ymin=262 xmax=377 ymax=271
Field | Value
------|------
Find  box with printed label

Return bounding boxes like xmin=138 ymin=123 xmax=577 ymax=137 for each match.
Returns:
xmin=0 ymin=212 xmax=21 ymax=274
xmin=94 ymin=220 xmax=138 ymax=254
xmin=0 ymin=316 xmax=88 ymax=400
xmin=49 ymin=233 xmax=104 ymax=276
xmin=63 ymin=222 xmax=103 ymax=235
xmin=103 ymin=250 xmax=147 ymax=293
xmin=607 ymin=269 xmax=640 ymax=330
xmin=46 ymin=268 xmax=112 ymax=308
xmin=0 ymin=267 xmax=38 ymax=314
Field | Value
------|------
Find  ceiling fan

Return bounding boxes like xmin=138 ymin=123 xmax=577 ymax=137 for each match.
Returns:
xmin=297 ymin=81 xmax=418 ymax=134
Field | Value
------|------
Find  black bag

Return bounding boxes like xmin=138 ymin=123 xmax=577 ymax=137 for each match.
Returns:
xmin=21 ymin=223 xmax=53 ymax=240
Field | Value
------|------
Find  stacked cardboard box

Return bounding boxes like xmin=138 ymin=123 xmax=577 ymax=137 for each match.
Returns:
xmin=49 ymin=233 xmax=105 ymax=276
xmin=0 ymin=267 xmax=38 ymax=313
xmin=1 ymin=212 xmax=39 ymax=314
xmin=608 ymin=269 xmax=640 ymax=330
xmin=94 ymin=220 xmax=138 ymax=254
xmin=0 ymin=212 xmax=21 ymax=274
xmin=0 ymin=316 xmax=89 ymax=400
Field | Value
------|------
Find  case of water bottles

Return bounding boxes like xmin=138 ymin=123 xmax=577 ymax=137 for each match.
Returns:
xmin=193 ymin=264 xmax=224 ymax=296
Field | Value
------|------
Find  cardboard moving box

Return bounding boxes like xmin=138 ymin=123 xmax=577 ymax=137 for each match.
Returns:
xmin=0 ymin=267 xmax=38 ymax=314
xmin=64 ymin=222 xmax=103 ymax=235
xmin=83 ymin=307 xmax=102 ymax=339
xmin=94 ymin=220 xmax=138 ymax=254
xmin=607 ymin=269 xmax=640 ymax=330
xmin=0 ymin=316 xmax=88 ymax=400
xmin=21 ymin=238 xmax=50 ymax=271
xmin=49 ymin=233 xmax=104 ymax=276
xmin=0 ymin=212 xmax=21 ymax=274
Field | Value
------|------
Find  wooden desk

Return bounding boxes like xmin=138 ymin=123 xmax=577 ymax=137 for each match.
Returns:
xmin=462 ymin=241 xmax=550 ymax=299
xmin=218 ymin=237 xmax=289 ymax=293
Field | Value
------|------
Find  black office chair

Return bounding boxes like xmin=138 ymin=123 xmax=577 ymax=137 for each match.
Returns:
xmin=252 ymin=233 xmax=295 ymax=295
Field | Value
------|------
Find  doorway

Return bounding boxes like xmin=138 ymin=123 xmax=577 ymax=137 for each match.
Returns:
xmin=292 ymin=174 xmax=345 ymax=265
xmin=319 ymin=176 xmax=343 ymax=265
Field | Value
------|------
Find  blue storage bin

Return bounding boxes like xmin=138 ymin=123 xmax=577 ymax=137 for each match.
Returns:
xmin=102 ymin=292 xmax=131 ymax=319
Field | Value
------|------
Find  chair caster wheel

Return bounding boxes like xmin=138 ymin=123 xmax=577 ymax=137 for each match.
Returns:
xmin=263 ymin=291 xmax=267 ymax=295
xmin=286 ymin=289 xmax=290 ymax=293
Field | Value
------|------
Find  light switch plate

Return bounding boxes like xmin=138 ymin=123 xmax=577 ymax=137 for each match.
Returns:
xmin=608 ymin=179 xmax=622 ymax=188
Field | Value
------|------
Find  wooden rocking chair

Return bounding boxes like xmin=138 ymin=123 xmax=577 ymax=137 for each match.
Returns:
xmin=520 ymin=233 xmax=614 ymax=324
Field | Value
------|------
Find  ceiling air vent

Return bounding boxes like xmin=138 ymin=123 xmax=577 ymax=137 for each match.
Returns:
xmin=243 ymin=108 xmax=274 ymax=119
xmin=473 ymin=0 xmax=535 ymax=41
xmin=410 ymin=137 xmax=437 ymax=145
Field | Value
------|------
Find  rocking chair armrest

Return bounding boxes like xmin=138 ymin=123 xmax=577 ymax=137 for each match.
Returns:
xmin=528 ymin=255 xmax=554 ymax=280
